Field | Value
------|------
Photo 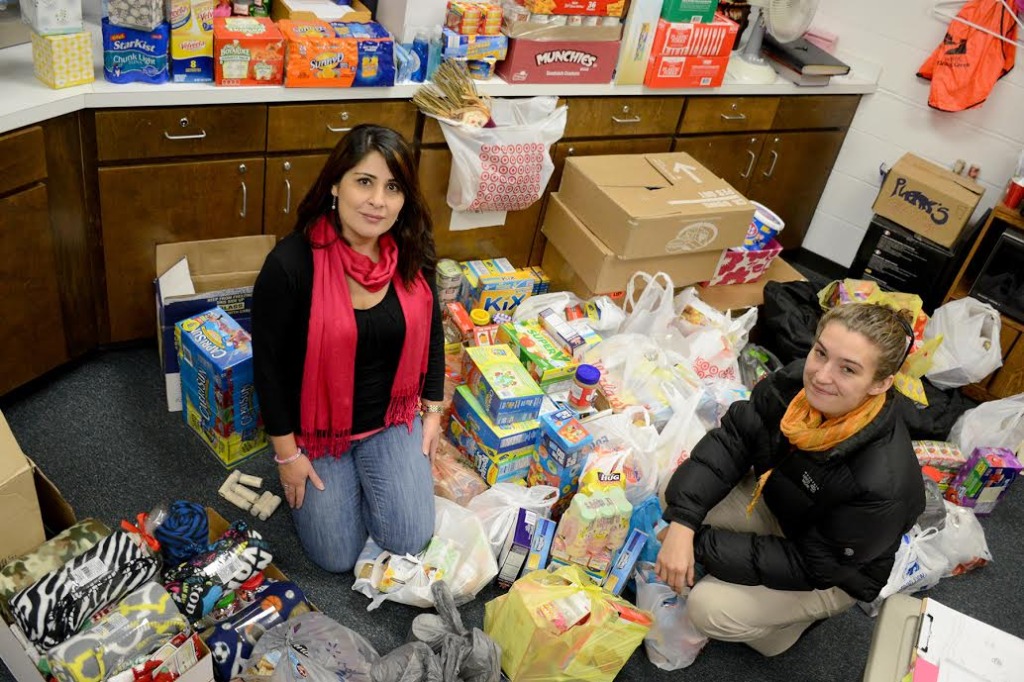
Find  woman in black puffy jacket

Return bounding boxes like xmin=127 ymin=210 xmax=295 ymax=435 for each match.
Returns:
xmin=657 ymin=302 xmax=925 ymax=656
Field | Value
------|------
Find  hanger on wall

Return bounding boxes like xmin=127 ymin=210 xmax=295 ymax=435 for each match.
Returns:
xmin=932 ymin=0 xmax=1024 ymax=48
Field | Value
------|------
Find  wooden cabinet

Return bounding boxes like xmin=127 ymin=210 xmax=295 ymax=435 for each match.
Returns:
xmin=562 ymin=96 xmax=684 ymax=139
xmin=263 ymin=154 xmax=329 ymax=239
xmin=0 ymin=127 xmax=47 ymax=195
xmin=95 ymin=106 xmax=267 ymax=162
xmin=267 ymin=101 xmax=417 ymax=152
xmin=678 ymin=96 xmax=779 ymax=134
xmin=672 ymin=134 xmax=764 ymax=195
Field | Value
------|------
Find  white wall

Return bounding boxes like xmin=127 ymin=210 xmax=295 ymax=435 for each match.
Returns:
xmin=802 ymin=0 xmax=1024 ymax=266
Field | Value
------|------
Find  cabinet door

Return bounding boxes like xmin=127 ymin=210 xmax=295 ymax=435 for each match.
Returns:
xmin=990 ymin=333 xmax=1024 ymax=397
xmin=0 ymin=185 xmax=68 ymax=394
xmin=748 ymin=130 xmax=847 ymax=250
xmin=562 ymin=97 xmax=684 ymax=139
xmin=672 ymin=134 xmax=764 ymax=196
xmin=264 ymin=154 xmax=329 ymax=240
xmin=678 ymin=97 xmax=779 ymax=134
xmin=99 ymin=158 xmax=265 ymax=342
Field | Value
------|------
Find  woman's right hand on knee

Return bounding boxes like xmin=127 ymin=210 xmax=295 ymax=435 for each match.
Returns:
xmin=656 ymin=522 xmax=697 ymax=593
xmin=280 ymin=456 xmax=325 ymax=510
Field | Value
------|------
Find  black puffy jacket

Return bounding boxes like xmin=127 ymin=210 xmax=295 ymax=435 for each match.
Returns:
xmin=663 ymin=361 xmax=925 ymax=602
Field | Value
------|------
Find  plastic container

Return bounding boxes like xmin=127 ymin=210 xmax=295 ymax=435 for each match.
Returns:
xmin=411 ymin=30 xmax=429 ymax=83
xmin=743 ymin=201 xmax=786 ymax=250
xmin=568 ymin=364 xmax=601 ymax=410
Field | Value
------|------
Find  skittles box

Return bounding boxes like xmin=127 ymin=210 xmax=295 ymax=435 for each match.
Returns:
xmin=464 ymin=345 xmax=545 ymax=426
xmin=279 ymin=19 xmax=357 ymax=87
xmin=330 ymin=21 xmax=396 ymax=86
xmin=176 ymin=307 xmax=268 ymax=467
xmin=213 ymin=17 xmax=285 ymax=85
xmin=102 ymin=19 xmax=170 ymax=85
xmin=944 ymin=446 xmax=1022 ymax=515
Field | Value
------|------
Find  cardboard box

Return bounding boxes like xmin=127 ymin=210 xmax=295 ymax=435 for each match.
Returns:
xmin=503 ymin=17 xmax=623 ymax=41
xmin=271 ymin=0 xmax=371 ymax=23
xmin=661 ymin=0 xmax=719 ymax=23
xmin=496 ymin=39 xmax=620 ymax=84
xmin=451 ymin=385 xmax=541 ymax=455
xmin=497 ymin=508 xmax=538 ymax=589
xmin=20 ymin=0 xmax=82 ymax=35
xmin=558 ymin=153 xmax=754 ymax=259
xmin=944 ymin=447 xmax=1022 ymax=515
xmin=524 ymin=516 xmax=556 ymax=573
xmin=872 ymin=153 xmax=985 ymax=249
xmin=168 ymin=0 xmax=214 ymax=83
xmin=696 ymin=257 xmax=805 ymax=312
xmin=645 ymin=54 xmax=729 ymax=88
xmin=464 ymin=345 xmax=545 ymax=426
xmin=213 ymin=17 xmax=285 ymax=86
xmin=650 ymin=14 xmax=738 ymax=57
xmin=707 ymin=239 xmax=784 ymax=286
xmin=155 ymin=235 xmax=276 ymax=412
xmin=522 ymin=0 xmax=625 ymax=16
xmin=541 ymin=193 xmax=724 ymax=293
xmin=613 ymin=0 xmax=662 ymax=85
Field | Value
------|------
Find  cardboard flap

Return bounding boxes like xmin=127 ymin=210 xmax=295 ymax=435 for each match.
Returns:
xmin=191 ymin=271 xmax=262 ymax=294
xmin=899 ymin=154 xmax=985 ymax=198
xmin=0 ymin=411 xmax=30 ymax=484
xmin=30 ymin=459 xmax=76 ymax=535
xmin=646 ymin=152 xmax=706 ymax=185
xmin=566 ymin=155 xmax=670 ymax=189
xmin=156 ymin=235 xmax=276 ymax=279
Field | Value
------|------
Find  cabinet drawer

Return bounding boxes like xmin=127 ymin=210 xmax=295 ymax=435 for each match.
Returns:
xmin=564 ymin=97 xmax=684 ymax=138
xmin=772 ymin=95 xmax=860 ymax=130
xmin=678 ymin=97 xmax=779 ymax=134
xmin=95 ymin=106 xmax=268 ymax=162
xmin=0 ymin=126 xmax=47 ymax=195
xmin=268 ymin=101 xmax=417 ymax=152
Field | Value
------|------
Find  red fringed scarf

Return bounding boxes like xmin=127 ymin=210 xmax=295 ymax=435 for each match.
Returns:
xmin=298 ymin=215 xmax=432 ymax=459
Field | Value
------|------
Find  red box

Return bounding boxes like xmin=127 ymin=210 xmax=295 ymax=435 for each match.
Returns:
xmin=644 ymin=54 xmax=728 ymax=88
xmin=521 ymin=0 xmax=626 ymax=17
xmin=213 ymin=17 xmax=285 ymax=86
xmin=651 ymin=13 xmax=739 ymax=57
xmin=707 ymin=239 xmax=784 ymax=286
xmin=496 ymin=39 xmax=620 ymax=84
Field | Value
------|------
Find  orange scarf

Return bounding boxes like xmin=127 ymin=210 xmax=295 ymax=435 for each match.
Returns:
xmin=746 ymin=389 xmax=885 ymax=516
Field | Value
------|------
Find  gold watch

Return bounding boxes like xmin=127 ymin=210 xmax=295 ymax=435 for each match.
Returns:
xmin=421 ymin=403 xmax=445 ymax=414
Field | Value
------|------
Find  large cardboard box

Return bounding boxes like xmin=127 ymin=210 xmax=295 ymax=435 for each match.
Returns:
xmin=558 ymin=152 xmax=754 ymax=259
xmin=270 ymin=0 xmax=371 ymax=23
xmin=0 ymin=411 xmax=45 ymax=569
xmin=541 ymin=193 xmax=722 ymax=294
xmin=872 ymin=153 xmax=984 ymax=249
xmin=496 ymin=39 xmax=620 ymax=84
xmin=156 ymin=235 xmax=276 ymax=412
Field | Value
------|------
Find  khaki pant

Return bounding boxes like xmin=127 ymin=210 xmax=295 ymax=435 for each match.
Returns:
xmin=686 ymin=475 xmax=857 ymax=656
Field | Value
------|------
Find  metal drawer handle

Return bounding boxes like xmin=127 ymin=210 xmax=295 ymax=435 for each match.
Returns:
xmin=282 ymin=161 xmax=292 ymax=214
xmin=163 ymin=129 xmax=207 ymax=140
xmin=720 ymin=112 xmax=747 ymax=121
xmin=327 ymin=111 xmax=352 ymax=133
xmin=763 ymin=150 xmax=779 ymax=178
xmin=239 ymin=163 xmax=248 ymax=218
xmin=740 ymin=149 xmax=757 ymax=178
xmin=611 ymin=114 xmax=642 ymax=124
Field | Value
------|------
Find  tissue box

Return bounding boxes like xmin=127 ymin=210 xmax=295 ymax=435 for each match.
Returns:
xmin=465 ymin=345 xmax=545 ymax=426
xmin=31 ymin=30 xmax=94 ymax=88
xmin=944 ymin=446 xmax=1022 ymax=515
xmin=20 ymin=0 xmax=83 ymax=35
xmin=213 ymin=17 xmax=285 ymax=85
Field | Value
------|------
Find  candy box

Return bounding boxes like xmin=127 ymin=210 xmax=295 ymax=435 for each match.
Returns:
xmin=913 ymin=440 xmax=967 ymax=491
xmin=649 ymin=13 xmax=737 ymax=57
xmin=102 ymin=20 xmax=171 ymax=85
xmin=31 ymin=30 xmax=94 ymax=89
xmin=330 ymin=21 xmax=396 ymax=87
xmin=496 ymin=320 xmax=577 ymax=388
xmin=20 ymin=0 xmax=82 ymax=35
xmin=176 ymin=307 xmax=268 ymax=468
xmin=213 ymin=17 xmax=284 ymax=85
xmin=944 ymin=447 xmax=1022 ymax=515
xmin=451 ymin=385 xmax=540 ymax=456
xmin=521 ymin=0 xmax=626 ymax=16
xmin=465 ymin=345 xmax=545 ymax=426
xmin=279 ymin=19 xmax=357 ymax=87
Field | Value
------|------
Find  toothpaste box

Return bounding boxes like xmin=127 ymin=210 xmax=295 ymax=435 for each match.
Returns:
xmin=167 ymin=0 xmax=215 ymax=82
xmin=102 ymin=19 xmax=170 ymax=85
xmin=279 ymin=19 xmax=358 ymax=87
xmin=330 ymin=21 xmax=396 ymax=87
xmin=540 ymin=409 xmax=593 ymax=468
xmin=602 ymin=528 xmax=648 ymax=595
xmin=497 ymin=508 xmax=538 ymax=589
xmin=176 ymin=307 xmax=268 ymax=468
xmin=465 ymin=345 xmax=545 ymax=426
xmin=496 ymin=320 xmax=577 ymax=388
xmin=524 ymin=516 xmax=557 ymax=574
xmin=213 ymin=17 xmax=285 ymax=85
xmin=944 ymin=447 xmax=1022 ymax=515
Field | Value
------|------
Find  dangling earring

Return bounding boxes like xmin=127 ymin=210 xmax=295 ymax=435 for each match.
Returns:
xmin=331 ymin=195 xmax=337 ymax=210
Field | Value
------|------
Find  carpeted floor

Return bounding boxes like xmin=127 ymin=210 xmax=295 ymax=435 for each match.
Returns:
xmin=2 ymin=345 xmax=1022 ymax=682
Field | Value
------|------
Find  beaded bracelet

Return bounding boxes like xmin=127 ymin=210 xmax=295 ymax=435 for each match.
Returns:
xmin=273 ymin=449 xmax=304 ymax=465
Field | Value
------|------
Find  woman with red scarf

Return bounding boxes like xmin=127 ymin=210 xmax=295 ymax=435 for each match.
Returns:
xmin=252 ymin=125 xmax=443 ymax=573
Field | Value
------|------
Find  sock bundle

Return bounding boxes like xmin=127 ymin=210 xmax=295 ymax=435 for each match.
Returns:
xmin=153 ymin=501 xmax=209 ymax=567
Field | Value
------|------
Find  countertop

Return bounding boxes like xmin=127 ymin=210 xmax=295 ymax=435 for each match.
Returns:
xmin=0 ymin=22 xmax=879 ymax=135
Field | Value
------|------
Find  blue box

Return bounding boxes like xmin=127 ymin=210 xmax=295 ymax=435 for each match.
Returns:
xmin=176 ymin=307 xmax=268 ymax=468
xmin=452 ymin=385 xmax=540 ymax=454
xmin=540 ymin=410 xmax=593 ymax=468
xmin=464 ymin=345 xmax=544 ymax=426
xmin=602 ymin=528 xmax=648 ymax=596
xmin=524 ymin=516 xmax=556 ymax=574
xmin=497 ymin=508 xmax=538 ymax=588
xmin=441 ymin=27 xmax=508 ymax=60
xmin=102 ymin=19 xmax=170 ymax=84
xmin=473 ymin=449 xmax=533 ymax=485
xmin=329 ymin=21 xmax=396 ymax=86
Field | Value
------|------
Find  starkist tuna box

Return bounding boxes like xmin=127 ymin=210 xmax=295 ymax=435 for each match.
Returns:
xmin=496 ymin=38 xmax=620 ymax=84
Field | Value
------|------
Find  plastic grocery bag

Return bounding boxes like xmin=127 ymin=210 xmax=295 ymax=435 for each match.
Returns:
xmin=432 ymin=438 xmax=488 ymax=507
xmin=634 ymin=563 xmax=708 ymax=670
xmin=949 ymin=393 xmax=1024 ymax=457
xmin=583 ymin=408 xmax=659 ymax=505
xmin=352 ymin=497 xmax=497 ymax=611
xmin=434 ymin=97 xmax=567 ymax=212
xmin=924 ymin=297 xmax=1003 ymax=389
xmin=483 ymin=565 xmax=652 ymax=682
xmin=876 ymin=526 xmax=950 ymax=602
xmin=621 ymin=272 xmax=677 ymax=340
xmin=931 ymin=501 xmax=992 ymax=577
xmin=655 ymin=388 xmax=708 ymax=502
xmin=467 ymin=483 xmax=558 ymax=558
xmin=511 ymin=291 xmax=625 ymax=334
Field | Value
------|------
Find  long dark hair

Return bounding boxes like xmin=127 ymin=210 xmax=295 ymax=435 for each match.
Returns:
xmin=295 ymin=124 xmax=436 ymax=284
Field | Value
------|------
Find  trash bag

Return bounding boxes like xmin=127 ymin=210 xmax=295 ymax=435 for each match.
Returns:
xmin=759 ymin=280 xmax=821 ymax=364
xmin=371 ymin=642 xmax=442 ymax=682
xmin=407 ymin=581 xmax=501 ymax=682
xmin=924 ymin=297 xmax=1003 ymax=389
xmin=634 ymin=563 xmax=708 ymax=671
xmin=949 ymin=393 xmax=1024 ymax=456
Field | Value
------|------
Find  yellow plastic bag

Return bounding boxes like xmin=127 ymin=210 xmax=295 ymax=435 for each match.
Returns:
xmin=484 ymin=565 xmax=652 ymax=682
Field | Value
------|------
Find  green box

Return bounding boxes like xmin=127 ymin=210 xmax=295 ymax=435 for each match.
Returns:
xmin=496 ymin=320 xmax=578 ymax=387
xmin=661 ymin=0 xmax=719 ymax=23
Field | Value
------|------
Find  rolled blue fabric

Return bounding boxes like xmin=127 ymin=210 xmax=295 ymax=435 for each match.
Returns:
xmin=154 ymin=501 xmax=209 ymax=567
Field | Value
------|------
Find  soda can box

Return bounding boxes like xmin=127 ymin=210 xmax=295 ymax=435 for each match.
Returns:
xmin=168 ymin=0 xmax=215 ymax=82
xmin=329 ymin=22 xmax=396 ymax=87
xmin=213 ymin=17 xmax=285 ymax=85
xmin=540 ymin=409 xmax=593 ymax=468
xmin=451 ymin=384 xmax=540 ymax=455
xmin=103 ymin=20 xmax=171 ymax=85
xmin=465 ymin=345 xmax=544 ymax=426
xmin=944 ymin=446 xmax=1022 ymax=515
xmin=176 ymin=307 xmax=268 ymax=468
xmin=913 ymin=440 xmax=966 ymax=491
xmin=496 ymin=320 xmax=577 ymax=387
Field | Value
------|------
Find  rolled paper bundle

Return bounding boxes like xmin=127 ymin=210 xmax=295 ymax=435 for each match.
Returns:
xmin=0 ymin=519 xmax=112 ymax=621
xmin=10 ymin=530 xmax=162 ymax=651
xmin=46 ymin=582 xmax=187 ymax=682
xmin=153 ymin=501 xmax=209 ymax=567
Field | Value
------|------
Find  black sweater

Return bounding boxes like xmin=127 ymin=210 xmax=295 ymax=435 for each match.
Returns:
xmin=251 ymin=232 xmax=444 ymax=438
xmin=663 ymin=360 xmax=925 ymax=602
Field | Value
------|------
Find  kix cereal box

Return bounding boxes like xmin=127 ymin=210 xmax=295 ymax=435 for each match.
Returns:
xmin=213 ymin=17 xmax=284 ymax=85
xmin=465 ymin=345 xmax=545 ymax=426
xmin=102 ymin=19 xmax=171 ymax=85
xmin=31 ymin=30 xmax=94 ymax=89
xmin=330 ymin=21 xmax=396 ymax=87
xmin=461 ymin=259 xmax=536 ymax=315
xmin=176 ymin=307 xmax=268 ymax=467
xmin=913 ymin=440 xmax=967 ymax=491
xmin=168 ymin=0 xmax=215 ymax=82
xmin=944 ymin=447 xmax=1022 ymax=515
xmin=279 ymin=19 xmax=357 ymax=87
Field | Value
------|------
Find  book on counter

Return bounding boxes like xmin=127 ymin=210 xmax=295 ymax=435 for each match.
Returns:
xmin=763 ymin=34 xmax=851 ymax=76
xmin=772 ymin=61 xmax=831 ymax=86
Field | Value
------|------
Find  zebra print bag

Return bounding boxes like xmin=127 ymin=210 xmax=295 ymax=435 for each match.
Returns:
xmin=9 ymin=530 xmax=161 ymax=651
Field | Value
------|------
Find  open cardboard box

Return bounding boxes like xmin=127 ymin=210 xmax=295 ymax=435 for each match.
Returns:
xmin=271 ymin=0 xmax=371 ymax=23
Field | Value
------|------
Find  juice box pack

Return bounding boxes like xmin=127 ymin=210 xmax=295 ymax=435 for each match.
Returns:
xmin=176 ymin=307 xmax=268 ymax=467
xmin=279 ymin=19 xmax=357 ymax=87
xmin=944 ymin=446 xmax=1022 ymax=515
xmin=464 ymin=345 xmax=545 ymax=426
xmin=168 ymin=0 xmax=215 ymax=82
xmin=213 ymin=17 xmax=285 ymax=85
xmin=913 ymin=440 xmax=967 ymax=491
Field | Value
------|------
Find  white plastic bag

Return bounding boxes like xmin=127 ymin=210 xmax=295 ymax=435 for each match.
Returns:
xmin=434 ymin=97 xmax=567 ymax=212
xmin=655 ymin=388 xmax=708 ymax=505
xmin=466 ymin=483 xmax=558 ymax=558
xmin=931 ymin=501 xmax=992 ymax=577
xmin=876 ymin=526 xmax=950 ymax=602
xmin=949 ymin=393 xmax=1024 ymax=456
xmin=924 ymin=297 xmax=1003 ymax=389
xmin=621 ymin=272 xmax=676 ymax=340
xmin=634 ymin=563 xmax=708 ymax=670
xmin=582 ymin=408 xmax=660 ymax=505
xmin=352 ymin=497 xmax=497 ymax=611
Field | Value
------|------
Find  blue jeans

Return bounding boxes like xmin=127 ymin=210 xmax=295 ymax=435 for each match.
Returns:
xmin=291 ymin=419 xmax=435 ymax=573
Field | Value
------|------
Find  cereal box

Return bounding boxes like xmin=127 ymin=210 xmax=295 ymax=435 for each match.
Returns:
xmin=451 ymin=385 xmax=540 ymax=455
xmin=330 ymin=21 xmax=396 ymax=87
xmin=102 ymin=19 xmax=171 ymax=85
xmin=213 ymin=17 xmax=284 ymax=85
xmin=522 ymin=0 xmax=626 ymax=17
xmin=540 ymin=409 xmax=593 ymax=468
xmin=176 ymin=307 xmax=268 ymax=468
xmin=474 ymin=448 xmax=533 ymax=485
xmin=461 ymin=260 xmax=536 ymax=315
xmin=279 ymin=19 xmax=357 ymax=87
xmin=913 ymin=440 xmax=966 ymax=491
xmin=465 ymin=345 xmax=545 ymax=426
xmin=496 ymin=320 xmax=577 ymax=388
xmin=31 ymin=30 xmax=94 ymax=89
xmin=168 ymin=0 xmax=215 ymax=82
xmin=447 ymin=404 xmax=536 ymax=485
xmin=944 ymin=447 xmax=1022 ymax=515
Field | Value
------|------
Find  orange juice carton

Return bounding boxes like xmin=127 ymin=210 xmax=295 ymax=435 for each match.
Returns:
xmin=213 ymin=17 xmax=284 ymax=85
xmin=465 ymin=345 xmax=545 ymax=426
xmin=279 ymin=18 xmax=357 ymax=87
